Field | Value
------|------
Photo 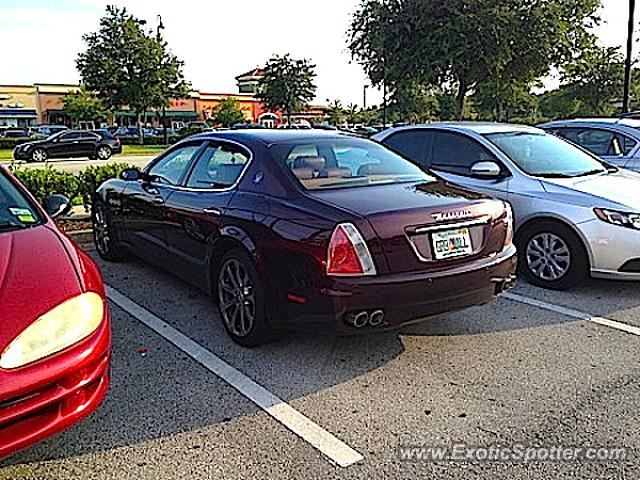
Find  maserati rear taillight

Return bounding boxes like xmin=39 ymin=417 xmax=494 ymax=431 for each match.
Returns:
xmin=327 ymin=223 xmax=377 ymax=276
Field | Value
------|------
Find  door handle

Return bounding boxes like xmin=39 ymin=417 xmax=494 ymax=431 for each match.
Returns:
xmin=152 ymin=196 xmax=165 ymax=205
xmin=203 ymin=207 xmax=221 ymax=215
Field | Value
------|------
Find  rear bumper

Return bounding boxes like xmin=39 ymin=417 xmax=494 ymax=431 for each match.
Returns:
xmin=111 ymin=144 xmax=123 ymax=155
xmin=281 ymin=245 xmax=518 ymax=333
xmin=0 ymin=313 xmax=111 ymax=459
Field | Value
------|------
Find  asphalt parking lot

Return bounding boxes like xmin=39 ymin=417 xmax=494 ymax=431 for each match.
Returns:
xmin=1 ymin=243 xmax=639 ymax=479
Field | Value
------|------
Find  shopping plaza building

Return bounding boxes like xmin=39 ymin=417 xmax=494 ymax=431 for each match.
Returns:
xmin=0 ymin=70 xmax=329 ymax=129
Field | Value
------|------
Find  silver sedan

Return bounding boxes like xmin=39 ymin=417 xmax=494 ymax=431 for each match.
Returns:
xmin=374 ymin=123 xmax=640 ymax=289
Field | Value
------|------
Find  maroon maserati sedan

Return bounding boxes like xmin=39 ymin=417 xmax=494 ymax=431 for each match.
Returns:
xmin=93 ymin=131 xmax=517 ymax=346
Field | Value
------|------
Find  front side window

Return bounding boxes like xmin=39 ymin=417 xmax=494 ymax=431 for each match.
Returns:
xmin=0 ymin=171 xmax=42 ymax=231
xmin=485 ymin=131 xmax=607 ymax=178
xmin=186 ymin=143 xmax=250 ymax=189
xmin=148 ymin=143 xmax=201 ymax=185
xmin=431 ymin=131 xmax=497 ymax=175
xmin=271 ymin=138 xmax=433 ymax=191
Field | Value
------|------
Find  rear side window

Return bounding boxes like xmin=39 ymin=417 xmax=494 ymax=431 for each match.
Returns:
xmin=186 ymin=143 xmax=250 ymax=189
xmin=383 ymin=130 xmax=432 ymax=167
xmin=431 ymin=131 xmax=497 ymax=175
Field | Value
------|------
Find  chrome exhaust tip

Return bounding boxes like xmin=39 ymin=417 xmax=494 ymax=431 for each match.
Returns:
xmin=346 ymin=311 xmax=369 ymax=328
xmin=369 ymin=309 xmax=385 ymax=327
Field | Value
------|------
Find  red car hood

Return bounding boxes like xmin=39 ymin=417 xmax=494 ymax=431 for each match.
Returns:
xmin=0 ymin=225 xmax=82 ymax=353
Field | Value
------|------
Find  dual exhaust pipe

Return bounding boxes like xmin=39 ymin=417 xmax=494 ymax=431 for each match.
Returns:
xmin=345 ymin=309 xmax=385 ymax=329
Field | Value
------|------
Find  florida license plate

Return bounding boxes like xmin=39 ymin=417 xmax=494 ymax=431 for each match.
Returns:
xmin=431 ymin=227 xmax=473 ymax=260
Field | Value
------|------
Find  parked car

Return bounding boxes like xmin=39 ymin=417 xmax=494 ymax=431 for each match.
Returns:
xmin=374 ymin=123 xmax=640 ymax=289
xmin=0 ymin=166 xmax=110 ymax=458
xmin=114 ymin=126 xmax=157 ymax=138
xmin=2 ymin=128 xmax=30 ymax=138
xmin=14 ymin=130 xmax=118 ymax=162
xmin=30 ymin=125 xmax=69 ymax=139
xmin=92 ymin=130 xmax=516 ymax=346
xmin=539 ymin=118 xmax=640 ymax=173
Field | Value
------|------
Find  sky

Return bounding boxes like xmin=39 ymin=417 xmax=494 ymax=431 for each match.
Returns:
xmin=0 ymin=0 xmax=633 ymax=107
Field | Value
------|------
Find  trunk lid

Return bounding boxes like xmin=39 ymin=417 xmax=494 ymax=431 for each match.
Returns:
xmin=310 ymin=181 xmax=508 ymax=273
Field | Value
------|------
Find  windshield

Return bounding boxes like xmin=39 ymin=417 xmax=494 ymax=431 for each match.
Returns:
xmin=271 ymin=138 xmax=434 ymax=190
xmin=485 ymin=131 xmax=608 ymax=178
xmin=0 ymin=170 xmax=43 ymax=231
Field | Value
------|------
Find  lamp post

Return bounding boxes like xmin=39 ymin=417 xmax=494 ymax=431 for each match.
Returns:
xmin=623 ymin=0 xmax=636 ymax=113
xmin=363 ymin=85 xmax=369 ymax=110
xmin=157 ymin=15 xmax=168 ymax=144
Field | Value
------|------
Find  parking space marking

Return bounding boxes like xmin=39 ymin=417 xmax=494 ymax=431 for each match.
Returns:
xmin=105 ymin=285 xmax=364 ymax=468
xmin=504 ymin=292 xmax=640 ymax=337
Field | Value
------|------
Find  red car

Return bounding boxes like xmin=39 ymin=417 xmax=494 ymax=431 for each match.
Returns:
xmin=0 ymin=166 xmax=110 ymax=458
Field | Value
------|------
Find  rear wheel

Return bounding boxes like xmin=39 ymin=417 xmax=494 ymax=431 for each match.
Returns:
xmin=217 ymin=249 xmax=272 ymax=347
xmin=96 ymin=145 xmax=112 ymax=160
xmin=31 ymin=148 xmax=47 ymax=162
xmin=93 ymin=201 xmax=125 ymax=261
xmin=517 ymin=221 xmax=588 ymax=290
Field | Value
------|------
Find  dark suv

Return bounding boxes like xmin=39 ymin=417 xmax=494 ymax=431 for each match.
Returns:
xmin=13 ymin=130 xmax=122 ymax=162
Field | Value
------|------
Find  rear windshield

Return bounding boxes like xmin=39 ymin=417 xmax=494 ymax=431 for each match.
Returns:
xmin=270 ymin=137 xmax=433 ymax=190
xmin=0 ymin=170 xmax=43 ymax=232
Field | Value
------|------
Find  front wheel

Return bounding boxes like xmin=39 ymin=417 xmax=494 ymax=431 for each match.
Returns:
xmin=517 ymin=221 xmax=588 ymax=290
xmin=31 ymin=148 xmax=48 ymax=162
xmin=217 ymin=249 xmax=272 ymax=347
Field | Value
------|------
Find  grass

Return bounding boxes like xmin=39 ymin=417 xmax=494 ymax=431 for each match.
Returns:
xmin=0 ymin=144 xmax=168 ymax=161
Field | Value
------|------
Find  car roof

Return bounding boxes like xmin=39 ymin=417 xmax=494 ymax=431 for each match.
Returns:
xmin=540 ymin=118 xmax=640 ymax=128
xmin=375 ymin=122 xmax=542 ymax=138
xmin=188 ymin=129 xmax=357 ymax=145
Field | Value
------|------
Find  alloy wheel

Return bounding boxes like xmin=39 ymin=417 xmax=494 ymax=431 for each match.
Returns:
xmin=32 ymin=149 xmax=47 ymax=162
xmin=97 ymin=146 xmax=111 ymax=160
xmin=93 ymin=205 xmax=112 ymax=256
xmin=218 ymin=258 xmax=256 ymax=338
xmin=526 ymin=232 xmax=571 ymax=281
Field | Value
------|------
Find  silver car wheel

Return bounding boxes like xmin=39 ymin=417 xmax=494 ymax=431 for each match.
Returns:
xmin=97 ymin=146 xmax=111 ymax=159
xmin=32 ymin=149 xmax=47 ymax=162
xmin=526 ymin=232 xmax=571 ymax=281
xmin=93 ymin=205 xmax=111 ymax=255
xmin=218 ymin=258 xmax=256 ymax=338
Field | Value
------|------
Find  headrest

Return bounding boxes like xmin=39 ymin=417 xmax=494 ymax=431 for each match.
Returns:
xmin=293 ymin=156 xmax=326 ymax=171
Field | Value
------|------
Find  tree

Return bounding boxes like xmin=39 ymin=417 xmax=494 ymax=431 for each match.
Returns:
xmin=348 ymin=0 xmax=602 ymax=119
xmin=63 ymin=85 xmax=108 ymax=127
xmin=327 ymin=99 xmax=345 ymax=126
xmin=539 ymin=46 xmax=635 ymax=120
xmin=256 ymin=54 xmax=317 ymax=125
xmin=76 ymin=6 xmax=189 ymax=143
xmin=212 ymin=97 xmax=246 ymax=127
xmin=346 ymin=104 xmax=360 ymax=125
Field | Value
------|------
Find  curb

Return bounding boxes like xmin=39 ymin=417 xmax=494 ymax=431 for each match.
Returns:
xmin=67 ymin=228 xmax=94 ymax=245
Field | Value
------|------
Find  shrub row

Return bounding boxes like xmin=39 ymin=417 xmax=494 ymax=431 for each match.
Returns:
xmin=10 ymin=162 xmax=132 ymax=208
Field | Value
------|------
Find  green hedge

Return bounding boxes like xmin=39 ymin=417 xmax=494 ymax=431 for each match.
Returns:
xmin=10 ymin=162 xmax=132 ymax=208
xmin=0 ymin=138 xmax=32 ymax=149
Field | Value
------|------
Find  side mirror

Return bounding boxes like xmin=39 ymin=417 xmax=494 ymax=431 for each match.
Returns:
xmin=471 ymin=161 xmax=502 ymax=178
xmin=120 ymin=167 xmax=142 ymax=181
xmin=42 ymin=194 xmax=71 ymax=219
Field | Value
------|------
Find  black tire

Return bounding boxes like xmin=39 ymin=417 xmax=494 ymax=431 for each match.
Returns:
xmin=92 ymin=201 xmax=125 ymax=261
xmin=31 ymin=147 xmax=48 ymax=162
xmin=96 ymin=145 xmax=112 ymax=160
xmin=216 ymin=249 xmax=273 ymax=347
xmin=516 ymin=221 xmax=588 ymax=290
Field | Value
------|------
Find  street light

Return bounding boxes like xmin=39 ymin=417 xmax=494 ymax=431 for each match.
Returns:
xmin=623 ymin=0 xmax=636 ymax=113
xmin=157 ymin=14 xmax=168 ymax=144
xmin=363 ymin=85 xmax=369 ymax=110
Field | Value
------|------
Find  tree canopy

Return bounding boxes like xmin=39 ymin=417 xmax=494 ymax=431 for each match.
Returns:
xmin=63 ymin=85 xmax=108 ymax=126
xmin=348 ymin=0 xmax=602 ymax=119
xmin=256 ymin=54 xmax=317 ymax=124
xmin=212 ymin=97 xmax=246 ymax=127
xmin=76 ymin=6 xmax=189 ymax=140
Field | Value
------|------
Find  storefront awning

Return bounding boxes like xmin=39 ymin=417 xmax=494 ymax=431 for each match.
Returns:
xmin=0 ymin=109 xmax=37 ymax=117
xmin=114 ymin=110 xmax=198 ymax=118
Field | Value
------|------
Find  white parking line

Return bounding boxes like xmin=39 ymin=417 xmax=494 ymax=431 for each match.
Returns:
xmin=504 ymin=292 xmax=640 ymax=336
xmin=105 ymin=286 xmax=364 ymax=468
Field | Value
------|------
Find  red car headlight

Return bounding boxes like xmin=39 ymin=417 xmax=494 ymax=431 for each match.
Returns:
xmin=0 ymin=292 xmax=104 ymax=370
